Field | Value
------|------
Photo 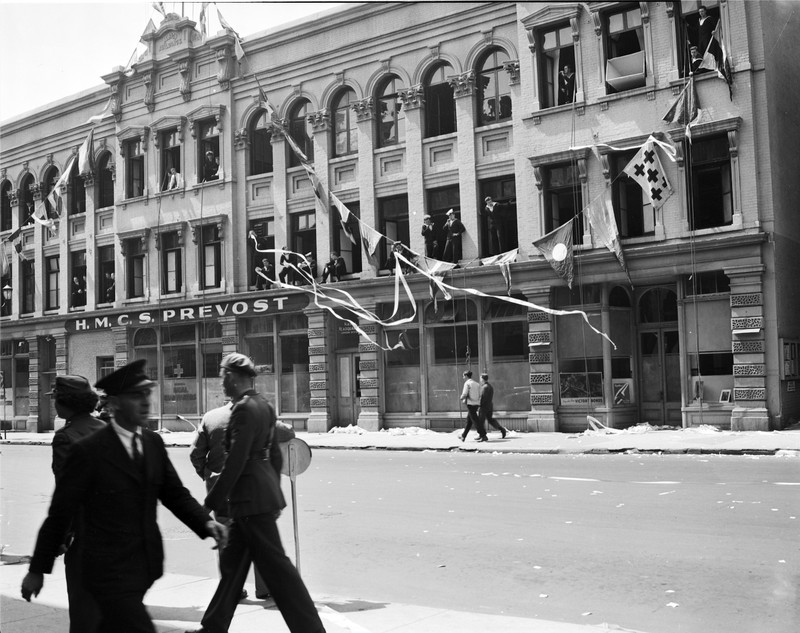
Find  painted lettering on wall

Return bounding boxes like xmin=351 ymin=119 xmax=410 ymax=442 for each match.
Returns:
xmin=67 ymin=295 xmax=306 ymax=332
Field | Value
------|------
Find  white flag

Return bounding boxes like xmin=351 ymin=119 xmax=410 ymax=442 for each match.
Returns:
xmin=623 ymin=137 xmax=673 ymax=210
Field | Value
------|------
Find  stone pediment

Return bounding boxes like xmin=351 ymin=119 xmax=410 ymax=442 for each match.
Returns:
xmin=140 ymin=14 xmax=203 ymax=63
xmin=521 ymin=2 xmax=582 ymax=29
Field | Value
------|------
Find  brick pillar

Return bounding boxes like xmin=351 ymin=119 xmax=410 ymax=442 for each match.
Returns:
xmin=306 ymin=307 xmax=332 ymax=432
xmin=525 ymin=289 xmax=557 ymax=432
xmin=728 ymin=266 xmax=768 ymax=430
xmin=357 ymin=320 xmax=382 ymax=431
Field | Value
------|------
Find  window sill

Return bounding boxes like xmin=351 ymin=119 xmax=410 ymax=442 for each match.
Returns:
xmin=475 ymin=120 xmax=513 ymax=133
xmin=523 ymin=101 xmax=587 ymax=122
xmin=156 ymin=187 xmax=186 ymax=198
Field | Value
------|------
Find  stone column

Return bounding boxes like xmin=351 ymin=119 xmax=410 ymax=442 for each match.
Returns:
xmin=353 ymin=97 xmax=377 ymax=279
xmin=357 ymin=317 xmax=382 ymax=431
xmin=306 ymin=307 xmax=332 ymax=432
xmin=24 ymin=336 xmax=39 ymax=432
xmin=398 ymin=85 xmax=425 ymax=255
xmin=524 ymin=287 xmax=557 ymax=432
xmin=727 ymin=265 xmax=768 ymax=430
xmin=309 ymin=109 xmax=332 ymax=266
xmin=449 ymin=71 xmax=478 ymax=265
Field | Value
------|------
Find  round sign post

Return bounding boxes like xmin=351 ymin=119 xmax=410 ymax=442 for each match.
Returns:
xmin=282 ymin=438 xmax=312 ymax=574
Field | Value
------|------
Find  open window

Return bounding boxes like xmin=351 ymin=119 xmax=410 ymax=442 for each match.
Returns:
xmin=610 ymin=150 xmax=654 ymax=238
xmin=68 ymin=160 xmax=86 ymax=216
xmin=97 ymin=151 xmax=115 ymax=209
xmin=97 ymin=244 xmax=115 ymax=304
xmin=70 ymin=250 xmax=86 ymax=308
xmin=477 ymin=48 xmax=512 ymax=125
xmin=42 ymin=166 xmax=59 ymax=219
xmin=331 ymin=200 xmax=361 ymax=275
xmin=603 ymin=5 xmax=646 ymax=93
xmin=688 ymin=134 xmax=733 ymax=230
xmin=288 ymin=99 xmax=313 ymax=167
xmin=198 ymin=119 xmax=220 ymax=182
xmin=675 ymin=1 xmax=722 ymax=78
xmin=159 ymin=128 xmax=182 ymax=191
xmin=424 ymin=63 xmax=456 ymax=138
xmin=1 ymin=180 xmax=12 ymax=232
xmin=123 ymin=236 xmax=147 ymax=299
xmin=332 ymin=88 xmax=358 ymax=157
xmin=289 ymin=210 xmax=316 ymax=281
xmin=479 ymin=177 xmax=518 ymax=257
xmin=249 ymin=110 xmax=273 ymax=175
xmin=377 ymin=76 xmax=405 ymax=148
xmin=20 ymin=174 xmax=34 ymax=226
xmin=542 ymin=162 xmax=583 ymax=243
xmin=378 ymin=195 xmax=409 ymax=271
xmin=249 ymin=218 xmax=275 ymax=289
xmin=123 ymin=137 xmax=145 ymax=199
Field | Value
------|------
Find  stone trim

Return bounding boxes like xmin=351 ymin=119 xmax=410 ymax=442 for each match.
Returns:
xmin=730 ymin=293 xmax=762 ymax=307
xmin=529 ymin=373 xmax=552 ymax=384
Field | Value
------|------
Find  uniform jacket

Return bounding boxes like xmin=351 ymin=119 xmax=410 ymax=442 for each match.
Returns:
xmin=51 ymin=412 xmax=106 ymax=481
xmin=479 ymin=382 xmax=495 ymax=411
xmin=30 ymin=424 xmax=210 ymax=593
xmin=445 ymin=217 xmax=465 ymax=241
xmin=189 ymin=403 xmax=233 ymax=486
xmin=205 ymin=390 xmax=285 ymax=518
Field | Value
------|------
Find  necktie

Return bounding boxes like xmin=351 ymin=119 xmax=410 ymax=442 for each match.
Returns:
xmin=132 ymin=434 xmax=144 ymax=471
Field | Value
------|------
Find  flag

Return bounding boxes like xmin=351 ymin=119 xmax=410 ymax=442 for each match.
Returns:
xmin=86 ymin=97 xmax=113 ymax=124
xmin=699 ymin=20 xmax=733 ymax=98
xmin=360 ymin=223 xmax=383 ymax=263
xmin=78 ymin=128 xmax=95 ymax=175
xmin=48 ymin=155 xmax=76 ymax=213
xmin=480 ymin=248 xmax=518 ymax=296
xmin=662 ymin=75 xmax=701 ymax=135
xmin=123 ymin=46 xmax=139 ymax=77
xmin=198 ymin=2 xmax=210 ymax=37
xmin=283 ymin=129 xmax=310 ymax=164
xmin=623 ymin=137 xmax=674 ymax=210
xmin=533 ymin=220 xmax=575 ymax=288
xmin=0 ymin=240 xmax=10 ymax=277
xmin=585 ymin=189 xmax=630 ymax=283
xmin=300 ymin=163 xmax=324 ymax=202
xmin=217 ymin=7 xmax=239 ymax=36
xmin=152 ymin=2 xmax=166 ymax=17
xmin=331 ymin=193 xmax=358 ymax=244
xmin=6 ymin=227 xmax=29 ymax=262
xmin=234 ymin=37 xmax=246 ymax=61
xmin=31 ymin=202 xmax=56 ymax=229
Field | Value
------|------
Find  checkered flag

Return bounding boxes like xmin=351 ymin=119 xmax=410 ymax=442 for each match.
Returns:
xmin=623 ymin=137 xmax=674 ymax=210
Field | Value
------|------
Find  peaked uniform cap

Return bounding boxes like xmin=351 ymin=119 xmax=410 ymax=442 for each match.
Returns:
xmin=220 ymin=352 xmax=257 ymax=377
xmin=47 ymin=375 xmax=95 ymax=397
xmin=95 ymin=359 xmax=155 ymax=396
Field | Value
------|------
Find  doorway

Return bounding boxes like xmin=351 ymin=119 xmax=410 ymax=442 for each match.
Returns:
xmin=637 ymin=288 xmax=681 ymax=426
xmin=336 ymin=352 xmax=361 ymax=426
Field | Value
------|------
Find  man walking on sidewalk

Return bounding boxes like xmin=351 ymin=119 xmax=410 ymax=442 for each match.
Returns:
xmin=459 ymin=370 xmax=487 ymax=442
xmin=186 ymin=353 xmax=325 ymax=633
xmin=479 ymin=373 xmax=508 ymax=439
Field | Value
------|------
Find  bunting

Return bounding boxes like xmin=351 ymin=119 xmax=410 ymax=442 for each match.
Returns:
xmin=5 ymin=227 xmax=29 ymax=262
xmin=662 ymin=75 xmax=701 ymax=142
xmin=86 ymin=97 xmax=113 ymax=124
xmin=480 ymin=248 xmax=518 ymax=296
xmin=533 ymin=220 xmax=575 ymax=289
xmin=0 ymin=240 xmax=10 ymax=277
xmin=46 ymin=156 xmax=76 ymax=215
xmin=623 ymin=136 xmax=674 ymax=210
xmin=699 ymin=19 xmax=733 ymax=98
xmin=360 ymin=223 xmax=383 ymax=263
xmin=152 ymin=2 xmax=166 ymax=18
xmin=198 ymin=2 xmax=210 ymax=37
xmin=78 ymin=128 xmax=95 ymax=175
xmin=584 ymin=189 xmax=631 ymax=285
xmin=331 ymin=192 xmax=358 ymax=245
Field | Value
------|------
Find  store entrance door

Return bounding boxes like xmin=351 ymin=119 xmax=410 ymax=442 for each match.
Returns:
xmin=335 ymin=353 xmax=361 ymax=426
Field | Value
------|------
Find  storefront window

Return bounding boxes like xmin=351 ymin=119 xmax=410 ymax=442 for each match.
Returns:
xmin=280 ymin=334 xmax=310 ymax=413
xmin=487 ymin=298 xmax=529 ymax=411
xmin=1 ymin=339 xmax=30 ymax=422
xmin=425 ymin=300 xmax=479 ymax=412
xmin=382 ymin=302 xmax=421 ymax=413
xmin=245 ymin=317 xmax=277 ymax=404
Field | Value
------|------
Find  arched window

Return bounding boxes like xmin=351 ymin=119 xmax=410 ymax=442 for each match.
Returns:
xmin=68 ymin=160 xmax=86 ymax=216
xmin=42 ymin=166 xmax=59 ymax=219
xmin=20 ymin=174 xmax=34 ymax=226
xmin=97 ymin=151 xmax=115 ymax=209
xmin=288 ymin=99 xmax=313 ymax=168
xmin=477 ymin=48 xmax=512 ymax=126
xmin=424 ymin=63 xmax=456 ymax=138
xmin=638 ymin=288 xmax=678 ymax=323
xmin=332 ymin=89 xmax=358 ymax=157
xmin=0 ymin=180 xmax=11 ymax=232
xmin=250 ymin=109 xmax=273 ymax=175
xmin=377 ymin=76 xmax=405 ymax=148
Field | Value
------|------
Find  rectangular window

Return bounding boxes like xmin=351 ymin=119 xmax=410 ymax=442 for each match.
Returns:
xmin=604 ymin=7 xmax=646 ymax=93
xmin=479 ymin=178 xmax=518 ymax=256
xmin=378 ymin=195 xmax=409 ymax=271
xmin=544 ymin=163 xmax=583 ymax=242
xmin=424 ymin=187 xmax=459 ymax=261
xmin=97 ymin=356 xmax=115 ymax=380
xmin=280 ymin=334 xmax=310 ymax=413
xmin=249 ymin=219 xmax=275 ymax=288
xmin=45 ymin=255 xmax=59 ymax=310
xmin=160 ymin=129 xmax=182 ymax=191
xmin=124 ymin=138 xmax=145 ymax=198
xmin=612 ymin=151 xmax=654 ymax=237
xmin=0 ymin=263 xmax=11 ymax=316
xmin=200 ymin=224 xmax=221 ymax=289
xmin=198 ymin=119 xmax=221 ymax=182
xmin=22 ymin=260 xmax=35 ymax=314
xmin=125 ymin=238 xmax=145 ymax=299
xmin=384 ymin=327 xmax=421 ymax=413
xmin=538 ymin=23 xmax=576 ymax=108
xmin=98 ymin=245 xmax=115 ymax=303
xmin=70 ymin=250 xmax=86 ymax=308
xmin=676 ymin=1 xmax=721 ymax=79
xmin=161 ymin=231 xmax=182 ymax=293
xmin=424 ymin=78 xmax=456 ymax=138
xmin=689 ymin=135 xmax=732 ymax=230
xmin=332 ymin=202 xmax=361 ymax=275
xmin=289 ymin=211 xmax=316 ymax=279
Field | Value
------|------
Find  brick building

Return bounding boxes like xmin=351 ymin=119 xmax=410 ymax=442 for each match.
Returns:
xmin=1 ymin=2 xmax=798 ymax=433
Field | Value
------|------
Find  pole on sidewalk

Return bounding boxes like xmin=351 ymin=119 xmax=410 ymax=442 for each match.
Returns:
xmin=283 ymin=438 xmax=312 ymax=574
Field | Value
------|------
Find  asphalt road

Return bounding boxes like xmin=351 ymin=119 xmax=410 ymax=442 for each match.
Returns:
xmin=2 ymin=445 xmax=798 ymax=633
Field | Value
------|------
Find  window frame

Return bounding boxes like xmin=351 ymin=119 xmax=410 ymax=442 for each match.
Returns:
xmin=610 ymin=150 xmax=655 ymax=238
xmin=199 ymin=223 xmax=222 ymax=290
xmin=424 ymin=63 xmax=456 ymax=138
xmin=376 ymin=76 xmax=406 ymax=148
xmin=198 ymin=118 xmax=221 ymax=183
xmin=595 ymin=3 xmax=651 ymax=95
xmin=1 ymin=180 xmax=12 ymax=232
xmin=70 ymin=250 xmax=87 ymax=309
xmin=45 ymin=255 xmax=60 ymax=310
xmin=249 ymin=110 xmax=274 ymax=175
xmin=330 ymin=200 xmax=361 ymax=275
xmin=476 ymin=48 xmax=512 ymax=126
xmin=332 ymin=89 xmax=359 ymax=157
xmin=97 ymin=151 xmax=115 ymax=209
xmin=97 ymin=244 xmax=116 ymax=304
xmin=123 ymin=137 xmax=145 ymax=199
xmin=159 ymin=127 xmax=182 ymax=192
xmin=160 ymin=229 xmax=183 ymax=294
xmin=377 ymin=195 xmax=409 ymax=271
xmin=687 ymin=133 xmax=733 ymax=231
xmin=123 ymin=236 xmax=146 ymax=299
xmin=21 ymin=259 xmax=35 ymax=314
xmin=288 ymin=100 xmax=313 ymax=167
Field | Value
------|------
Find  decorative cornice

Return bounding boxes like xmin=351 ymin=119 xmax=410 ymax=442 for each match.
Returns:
xmin=503 ymin=60 xmax=521 ymax=85
xmin=187 ymin=104 xmax=226 ymax=137
xmin=448 ymin=70 xmax=475 ymax=98
xmin=398 ymin=85 xmax=424 ymax=110
xmin=353 ymin=97 xmax=374 ymax=122
xmin=189 ymin=214 xmax=227 ymax=243
xmin=308 ymin=109 xmax=330 ymax=132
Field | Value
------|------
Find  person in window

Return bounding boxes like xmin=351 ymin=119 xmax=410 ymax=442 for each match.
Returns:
xmin=321 ymin=252 xmax=347 ymax=283
xmin=296 ymin=252 xmax=316 ymax=285
xmin=689 ymin=45 xmax=705 ymax=73
xmin=421 ymin=214 xmax=438 ymax=258
xmin=384 ymin=240 xmax=415 ymax=275
xmin=483 ymin=196 xmax=514 ymax=255
xmin=696 ymin=5 xmax=717 ymax=55
xmin=254 ymin=257 xmax=274 ymax=290
xmin=278 ymin=247 xmax=296 ymax=286
xmin=558 ymin=65 xmax=576 ymax=105
xmin=442 ymin=209 xmax=464 ymax=265
xmin=104 ymin=273 xmax=115 ymax=303
xmin=202 ymin=150 xmax=219 ymax=182
xmin=165 ymin=167 xmax=183 ymax=191
xmin=72 ymin=276 xmax=86 ymax=307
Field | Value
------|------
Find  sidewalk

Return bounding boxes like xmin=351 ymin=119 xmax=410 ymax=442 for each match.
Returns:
xmin=3 ymin=422 xmax=800 ymax=455
xmin=3 ymin=424 xmax=799 ymax=633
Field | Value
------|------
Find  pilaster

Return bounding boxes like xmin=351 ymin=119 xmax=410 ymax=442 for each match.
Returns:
xmin=450 ymin=71 xmax=478 ymax=266
xmin=306 ymin=308 xmax=332 ymax=432
xmin=24 ymin=336 xmax=39 ymax=432
xmin=357 ymin=316 xmax=382 ymax=431
xmin=524 ymin=287 xmax=557 ymax=431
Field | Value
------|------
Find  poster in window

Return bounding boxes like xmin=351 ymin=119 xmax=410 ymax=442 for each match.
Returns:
xmin=560 ymin=372 xmax=603 ymax=405
xmin=719 ymin=389 xmax=732 ymax=403
xmin=612 ymin=378 xmax=634 ymax=405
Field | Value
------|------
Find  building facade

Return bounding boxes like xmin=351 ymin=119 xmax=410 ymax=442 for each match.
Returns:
xmin=1 ymin=1 xmax=799 ymax=434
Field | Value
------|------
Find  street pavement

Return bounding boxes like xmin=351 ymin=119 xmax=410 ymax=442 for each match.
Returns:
xmin=2 ymin=422 xmax=799 ymax=633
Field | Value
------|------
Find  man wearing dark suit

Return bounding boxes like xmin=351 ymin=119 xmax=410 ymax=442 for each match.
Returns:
xmin=21 ymin=360 xmax=227 ymax=633
xmin=49 ymin=375 xmax=106 ymax=633
xmin=442 ymin=209 xmax=465 ymax=265
xmin=478 ymin=372 xmax=508 ymax=439
xmin=187 ymin=353 xmax=325 ymax=633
